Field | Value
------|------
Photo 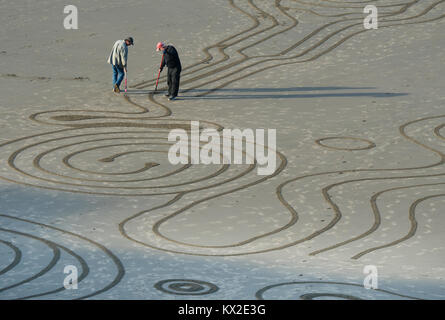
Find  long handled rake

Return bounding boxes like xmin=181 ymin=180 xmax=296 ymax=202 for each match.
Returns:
xmin=154 ymin=53 xmax=164 ymax=92
xmin=124 ymin=71 xmax=128 ymax=93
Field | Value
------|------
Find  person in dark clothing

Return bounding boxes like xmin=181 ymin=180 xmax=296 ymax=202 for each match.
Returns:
xmin=156 ymin=42 xmax=182 ymax=100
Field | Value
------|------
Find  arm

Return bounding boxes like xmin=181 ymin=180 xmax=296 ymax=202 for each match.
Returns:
xmin=159 ymin=52 xmax=166 ymax=72
xmin=120 ymin=44 xmax=128 ymax=70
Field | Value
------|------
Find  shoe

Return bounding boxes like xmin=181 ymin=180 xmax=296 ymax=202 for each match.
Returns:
xmin=168 ymin=96 xmax=176 ymax=101
xmin=165 ymin=93 xmax=170 ymax=97
xmin=114 ymin=84 xmax=120 ymax=93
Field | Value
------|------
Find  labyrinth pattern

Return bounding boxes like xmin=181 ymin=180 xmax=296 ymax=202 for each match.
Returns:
xmin=1 ymin=0 xmax=444 ymax=299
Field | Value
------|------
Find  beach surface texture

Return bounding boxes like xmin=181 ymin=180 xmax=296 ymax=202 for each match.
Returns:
xmin=0 ymin=0 xmax=444 ymax=299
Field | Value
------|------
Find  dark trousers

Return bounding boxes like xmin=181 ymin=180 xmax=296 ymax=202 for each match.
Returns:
xmin=167 ymin=67 xmax=181 ymax=97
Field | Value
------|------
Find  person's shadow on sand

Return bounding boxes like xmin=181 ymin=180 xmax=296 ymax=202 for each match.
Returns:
xmin=125 ymin=86 xmax=407 ymax=100
xmin=179 ymin=86 xmax=408 ymax=100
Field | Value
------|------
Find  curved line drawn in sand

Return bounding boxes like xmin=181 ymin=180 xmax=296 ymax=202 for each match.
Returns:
xmin=255 ymin=281 xmax=423 ymax=300
xmin=0 ymin=215 xmax=124 ymax=300
xmin=277 ymin=115 xmax=445 ymax=259
xmin=154 ymin=279 xmax=219 ymax=296
xmin=315 ymin=136 xmax=376 ymax=151
xmin=0 ymin=0 xmax=444 ymax=298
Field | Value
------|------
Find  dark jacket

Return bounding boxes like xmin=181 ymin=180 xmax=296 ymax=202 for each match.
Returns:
xmin=160 ymin=45 xmax=181 ymax=71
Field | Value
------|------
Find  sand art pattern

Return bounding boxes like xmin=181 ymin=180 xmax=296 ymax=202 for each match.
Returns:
xmin=0 ymin=0 xmax=444 ymax=298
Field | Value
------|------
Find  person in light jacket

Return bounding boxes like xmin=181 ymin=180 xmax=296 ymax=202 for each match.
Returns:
xmin=107 ymin=37 xmax=134 ymax=93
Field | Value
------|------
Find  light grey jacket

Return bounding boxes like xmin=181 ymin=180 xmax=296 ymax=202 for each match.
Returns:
xmin=107 ymin=40 xmax=128 ymax=69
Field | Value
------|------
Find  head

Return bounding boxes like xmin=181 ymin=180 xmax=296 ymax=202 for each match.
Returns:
xmin=125 ymin=37 xmax=134 ymax=46
xmin=156 ymin=42 xmax=165 ymax=52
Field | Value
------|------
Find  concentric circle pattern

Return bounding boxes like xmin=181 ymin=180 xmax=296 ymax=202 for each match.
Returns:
xmin=154 ymin=279 xmax=219 ymax=296
xmin=0 ymin=215 xmax=124 ymax=300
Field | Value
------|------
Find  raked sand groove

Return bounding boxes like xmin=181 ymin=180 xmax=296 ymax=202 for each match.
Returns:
xmin=0 ymin=215 xmax=124 ymax=299
xmin=133 ymin=0 xmax=445 ymax=96
xmin=255 ymin=281 xmax=423 ymax=300
xmin=0 ymin=0 xmax=444 ymax=298
xmin=126 ymin=0 xmax=444 ymax=257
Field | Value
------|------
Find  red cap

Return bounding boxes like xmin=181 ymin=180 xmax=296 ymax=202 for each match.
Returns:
xmin=156 ymin=42 xmax=165 ymax=51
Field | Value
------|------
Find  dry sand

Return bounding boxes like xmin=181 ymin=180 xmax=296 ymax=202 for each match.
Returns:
xmin=0 ymin=0 xmax=444 ymax=299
